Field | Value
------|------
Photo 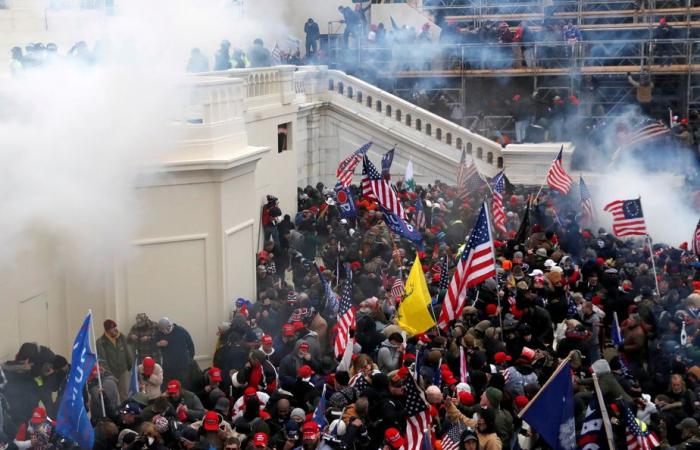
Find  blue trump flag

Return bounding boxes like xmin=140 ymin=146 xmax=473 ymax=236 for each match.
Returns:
xmin=379 ymin=205 xmax=422 ymax=244
xmin=312 ymin=384 xmax=328 ymax=429
xmin=56 ymin=313 xmax=97 ymax=449
xmin=334 ymin=182 xmax=357 ymax=220
xmin=521 ymin=361 xmax=576 ymax=450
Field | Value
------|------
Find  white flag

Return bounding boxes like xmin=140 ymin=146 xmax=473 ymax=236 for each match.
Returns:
xmin=405 ymin=159 xmax=414 ymax=192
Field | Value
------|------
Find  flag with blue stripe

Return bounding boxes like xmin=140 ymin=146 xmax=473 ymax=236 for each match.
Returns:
xmin=312 ymin=384 xmax=328 ymax=429
xmin=56 ymin=313 xmax=97 ymax=449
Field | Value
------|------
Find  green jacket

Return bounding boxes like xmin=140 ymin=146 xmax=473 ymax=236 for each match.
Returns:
xmin=96 ymin=333 xmax=134 ymax=376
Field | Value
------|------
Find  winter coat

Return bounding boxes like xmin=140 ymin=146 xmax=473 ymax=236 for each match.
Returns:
xmin=502 ymin=366 xmax=539 ymax=397
xmin=155 ymin=324 xmax=195 ymax=373
xmin=127 ymin=321 xmax=159 ymax=359
xmin=376 ymin=340 xmax=402 ymax=372
xmin=137 ymin=363 xmax=164 ymax=400
xmin=96 ymin=333 xmax=133 ymax=377
xmin=278 ymin=351 xmax=319 ymax=389
xmin=446 ymin=401 xmax=502 ymax=450
xmin=232 ymin=359 xmax=278 ymax=393
xmin=168 ymin=389 xmax=206 ymax=421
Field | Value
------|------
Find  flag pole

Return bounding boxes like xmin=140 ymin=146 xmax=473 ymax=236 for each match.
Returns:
xmin=647 ymin=234 xmax=661 ymax=297
xmin=592 ymin=373 xmax=616 ymax=450
xmin=88 ymin=309 xmax=107 ymax=418
xmin=518 ymin=353 xmax=572 ymax=418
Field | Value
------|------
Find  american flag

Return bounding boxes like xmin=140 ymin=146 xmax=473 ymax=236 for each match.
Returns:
xmin=603 ymin=198 xmax=648 ymax=237
xmin=610 ymin=120 xmax=670 ymax=165
xmin=459 ymin=346 xmax=468 ymax=383
xmin=363 ymin=155 xmax=407 ymax=219
xmin=349 ymin=372 xmax=370 ymax=395
xmin=579 ymin=176 xmax=595 ymax=227
xmin=391 ymin=276 xmax=405 ymax=303
xmin=412 ymin=197 xmax=426 ymax=230
xmin=405 ymin=373 xmax=431 ymax=450
xmin=693 ymin=219 xmax=700 ymax=256
xmin=566 ymin=292 xmax=578 ymax=317
xmin=546 ymin=146 xmax=573 ymax=194
xmin=334 ymin=265 xmax=356 ymax=358
xmin=440 ymin=421 xmax=468 ymax=450
xmin=491 ymin=172 xmax=507 ymax=235
xmin=456 ymin=150 xmax=481 ymax=198
xmin=271 ymin=43 xmax=281 ymax=64
xmin=381 ymin=147 xmax=395 ymax=179
xmin=315 ymin=263 xmax=339 ymax=317
xmin=621 ymin=401 xmax=660 ymax=450
xmin=437 ymin=203 xmax=496 ymax=330
xmin=337 ymin=142 xmax=372 ymax=188
xmin=438 ymin=254 xmax=450 ymax=294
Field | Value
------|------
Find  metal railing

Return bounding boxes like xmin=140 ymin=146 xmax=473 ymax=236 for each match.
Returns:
xmin=330 ymin=38 xmax=699 ymax=72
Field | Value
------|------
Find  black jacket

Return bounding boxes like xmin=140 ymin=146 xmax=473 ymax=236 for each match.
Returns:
xmin=155 ymin=324 xmax=195 ymax=372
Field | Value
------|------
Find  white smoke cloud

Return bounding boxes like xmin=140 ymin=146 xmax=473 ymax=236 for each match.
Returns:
xmin=589 ymin=107 xmax=698 ymax=246
xmin=0 ymin=0 xmax=292 ymax=272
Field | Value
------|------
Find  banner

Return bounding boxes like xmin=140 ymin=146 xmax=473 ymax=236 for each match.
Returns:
xmin=334 ymin=182 xmax=357 ymax=219
xmin=56 ymin=313 xmax=97 ymax=449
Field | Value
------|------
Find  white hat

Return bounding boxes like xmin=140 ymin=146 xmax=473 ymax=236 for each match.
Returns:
xmin=528 ymin=269 xmax=544 ymax=277
xmin=326 ymin=197 xmax=336 ymax=206
xmin=544 ymin=259 xmax=556 ymax=268
xmin=340 ymin=218 xmax=348 ymax=224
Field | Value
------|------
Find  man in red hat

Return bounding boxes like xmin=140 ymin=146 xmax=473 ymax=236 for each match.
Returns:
xmin=165 ymin=380 xmax=205 ymax=423
xmin=300 ymin=422 xmax=321 ymax=450
xmin=96 ymin=319 xmax=134 ymax=400
xmin=252 ymin=432 xmax=270 ymax=450
xmin=278 ymin=342 xmax=319 ymax=389
xmin=383 ymin=428 xmax=405 ymax=450
xmin=14 ymin=407 xmax=54 ymax=450
xmin=137 ymin=356 xmax=163 ymax=400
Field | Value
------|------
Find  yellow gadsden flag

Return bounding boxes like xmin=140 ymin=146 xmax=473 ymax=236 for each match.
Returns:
xmin=396 ymin=255 xmax=436 ymax=336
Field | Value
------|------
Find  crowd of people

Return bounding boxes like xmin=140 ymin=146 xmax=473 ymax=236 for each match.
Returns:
xmin=2 ymin=168 xmax=700 ymax=450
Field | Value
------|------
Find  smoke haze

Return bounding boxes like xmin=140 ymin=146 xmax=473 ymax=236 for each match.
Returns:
xmin=0 ymin=0 xmax=292 ymax=273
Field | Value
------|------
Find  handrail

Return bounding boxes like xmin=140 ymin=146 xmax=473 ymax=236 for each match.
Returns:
xmin=327 ymin=70 xmax=500 ymax=150
xmin=325 ymin=69 xmax=504 ymax=169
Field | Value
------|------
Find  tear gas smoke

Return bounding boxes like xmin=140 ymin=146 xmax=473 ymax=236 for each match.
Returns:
xmin=0 ymin=0 xmax=292 ymax=274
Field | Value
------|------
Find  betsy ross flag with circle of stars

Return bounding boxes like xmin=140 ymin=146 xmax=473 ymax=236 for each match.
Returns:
xmin=603 ymin=198 xmax=648 ymax=237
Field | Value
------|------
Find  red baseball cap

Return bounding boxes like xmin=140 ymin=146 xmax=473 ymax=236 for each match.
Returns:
xmin=31 ymin=407 xmax=47 ymax=424
xmin=302 ymin=422 xmax=320 ymax=439
xmin=209 ymin=367 xmax=223 ymax=382
xmin=494 ymin=352 xmax=512 ymax=364
xmin=384 ymin=428 xmax=404 ymax=449
xmin=203 ymin=411 xmax=219 ymax=431
xmin=167 ymin=380 xmax=181 ymax=394
xmin=253 ymin=432 xmax=269 ymax=448
xmin=283 ymin=324 xmax=295 ymax=337
xmin=261 ymin=335 xmax=273 ymax=345
xmin=143 ymin=357 xmax=155 ymax=376
xmin=293 ymin=321 xmax=305 ymax=331
xmin=244 ymin=387 xmax=258 ymax=397
xmin=459 ymin=391 xmax=475 ymax=406
xmin=297 ymin=365 xmax=314 ymax=378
